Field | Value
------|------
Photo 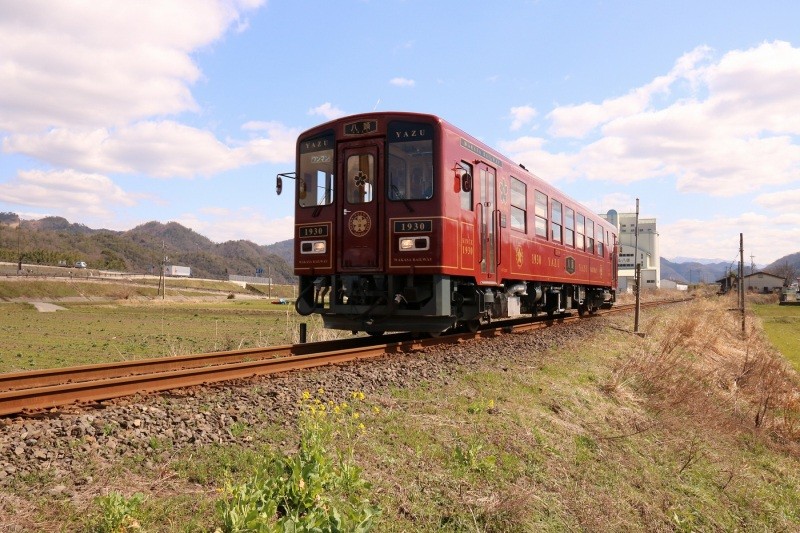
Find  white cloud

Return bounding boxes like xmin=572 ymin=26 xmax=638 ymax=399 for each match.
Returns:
xmin=501 ymin=41 xmax=800 ymax=197
xmin=509 ymin=105 xmax=537 ymax=131
xmin=547 ymin=45 xmax=712 ymax=139
xmin=0 ymin=169 xmax=139 ymax=218
xmin=0 ymin=1 xmax=264 ymax=132
xmin=497 ymin=136 xmax=578 ymax=182
xmin=756 ymin=188 xmax=800 ymax=212
xmin=660 ymin=213 xmax=800 ymax=265
xmin=581 ymin=193 xmax=639 ymax=215
xmin=3 ymin=120 xmax=297 ymax=178
xmin=308 ymin=103 xmax=345 ymax=121
xmin=389 ymin=77 xmax=415 ymax=88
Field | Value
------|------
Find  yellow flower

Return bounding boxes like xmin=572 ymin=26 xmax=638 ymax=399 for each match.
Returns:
xmin=358 ymin=422 xmax=365 ymax=432
xmin=372 ymin=406 xmax=381 ymax=414
xmin=302 ymin=390 xmax=311 ymax=400
xmin=318 ymin=387 xmax=325 ymax=395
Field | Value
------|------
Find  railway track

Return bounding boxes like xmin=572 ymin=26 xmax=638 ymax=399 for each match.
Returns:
xmin=0 ymin=299 xmax=683 ymax=416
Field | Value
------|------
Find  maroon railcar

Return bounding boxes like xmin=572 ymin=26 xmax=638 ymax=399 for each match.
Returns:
xmin=278 ymin=112 xmax=617 ymax=335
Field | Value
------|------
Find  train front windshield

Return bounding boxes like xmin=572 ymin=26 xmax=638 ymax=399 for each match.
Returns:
xmin=387 ymin=121 xmax=434 ymax=201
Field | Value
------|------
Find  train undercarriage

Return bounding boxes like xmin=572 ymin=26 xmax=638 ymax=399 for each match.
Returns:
xmin=295 ymin=274 xmax=616 ymax=336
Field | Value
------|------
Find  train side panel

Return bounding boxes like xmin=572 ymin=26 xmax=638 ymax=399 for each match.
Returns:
xmin=289 ymin=112 xmax=616 ymax=334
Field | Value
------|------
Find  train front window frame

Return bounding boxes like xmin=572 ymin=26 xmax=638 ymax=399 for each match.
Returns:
xmin=387 ymin=121 xmax=434 ymax=201
xmin=298 ymin=133 xmax=335 ymax=208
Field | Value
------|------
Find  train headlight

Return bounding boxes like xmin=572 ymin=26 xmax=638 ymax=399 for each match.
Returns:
xmin=398 ymin=236 xmax=430 ymax=251
xmin=301 ymin=240 xmax=327 ymax=254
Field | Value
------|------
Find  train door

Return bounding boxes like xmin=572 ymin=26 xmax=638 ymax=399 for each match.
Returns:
xmin=337 ymin=140 xmax=383 ymax=271
xmin=477 ymin=163 xmax=500 ymax=285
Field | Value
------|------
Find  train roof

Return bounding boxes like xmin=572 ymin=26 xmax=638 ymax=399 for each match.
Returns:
xmin=297 ymin=111 xmax=617 ymax=233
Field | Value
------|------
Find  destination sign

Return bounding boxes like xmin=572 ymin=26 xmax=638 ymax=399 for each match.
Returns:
xmin=299 ymin=133 xmax=334 ymax=153
xmin=344 ymin=120 xmax=378 ymax=136
xmin=388 ymin=121 xmax=433 ymax=142
xmin=460 ymin=138 xmax=503 ymax=168
xmin=394 ymin=219 xmax=432 ymax=233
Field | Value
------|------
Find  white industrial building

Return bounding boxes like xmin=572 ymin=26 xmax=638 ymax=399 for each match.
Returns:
xmin=601 ymin=210 xmax=660 ymax=291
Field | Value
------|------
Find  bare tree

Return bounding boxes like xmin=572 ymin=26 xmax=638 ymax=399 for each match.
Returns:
xmin=772 ymin=261 xmax=799 ymax=286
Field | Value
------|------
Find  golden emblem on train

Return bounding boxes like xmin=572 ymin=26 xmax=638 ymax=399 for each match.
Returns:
xmin=349 ymin=211 xmax=371 ymax=237
xmin=515 ymin=245 xmax=524 ymax=267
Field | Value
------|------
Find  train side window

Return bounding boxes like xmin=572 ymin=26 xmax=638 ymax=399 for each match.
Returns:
xmin=534 ymin=190 xmax=548 ymax=238
xmin=596 ymin=224 xmax=605 ymax=257
xmin=576 ymin=213 xmax=585 ymax=251
xmin=459 ymin=161 xmax=473 ymax=211
xmin=551 ymin=200 xmax=562 ymax=243
xmin=298 ymin=133 xmax=335 ymax=207
xmin=346 ymin=154 xmax=374 ymax=204
xmin=510 ymin=176 xmax=526 ymax=232
xmin=564 ymin=206 xmax=575 ymax=247
xmin=586 ymin=219 xmax=595 ymax=254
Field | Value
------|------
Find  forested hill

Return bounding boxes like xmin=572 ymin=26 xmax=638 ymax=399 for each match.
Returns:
xmin=0 ymin=213 xmax=295 ymax=284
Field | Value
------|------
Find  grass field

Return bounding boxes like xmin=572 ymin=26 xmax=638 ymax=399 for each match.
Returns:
xmin=0 ymin=278 xmax=339 ymax=372
xmin=751 ymin=300 xmax=800 ymax=372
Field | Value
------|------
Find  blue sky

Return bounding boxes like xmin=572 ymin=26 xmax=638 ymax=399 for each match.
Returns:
xmin=1 ymin=1 xmax=799 ymax=265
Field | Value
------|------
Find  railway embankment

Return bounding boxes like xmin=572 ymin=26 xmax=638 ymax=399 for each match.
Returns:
xmin=0 ymin=293 xmax=798 ymax=531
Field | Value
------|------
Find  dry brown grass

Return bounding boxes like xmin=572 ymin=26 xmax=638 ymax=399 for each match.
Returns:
xmin=605 ymin=294 xmax=800 ymax=449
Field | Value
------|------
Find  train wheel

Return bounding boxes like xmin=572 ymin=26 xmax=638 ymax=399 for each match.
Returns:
xmin=578 ymin=304 xmax=586 ymax=317
xmin=466 ymin=319 xmax=480 ymax=333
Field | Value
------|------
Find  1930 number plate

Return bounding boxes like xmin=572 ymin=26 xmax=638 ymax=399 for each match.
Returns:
xmin=394 ymin=220 xmax=432 ymax=233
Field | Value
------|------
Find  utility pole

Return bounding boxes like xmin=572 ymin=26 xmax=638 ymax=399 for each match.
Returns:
xmin=159 ymin=240 xmax=167 ymax=300
xmin=16 ymin=224 xmax=22 ymax=274
xmin=740 ymin=234 xmax=745 ymax=334
xmin=634 ymin=198 xmax=641 ymax=335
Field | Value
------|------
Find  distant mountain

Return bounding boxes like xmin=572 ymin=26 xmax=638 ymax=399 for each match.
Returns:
xmin=263 ymin=239 xmax=293 ymax=265
xmin=0 ymin=215 xmax=295 ymax=283
xmin=667 ymin=256 xmax=730 ymax=265
xmin=664 ymin=250 xmax=800 ymax=285
xmin=661 ymin=258 xmax=733 ymax=284
xmin=765 ymin=252 xmax=800 ymax=283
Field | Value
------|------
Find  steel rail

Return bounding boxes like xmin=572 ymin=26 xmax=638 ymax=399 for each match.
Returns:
xmin=0 ymin=341 xmax=420 ymax=416
xmin=0 ymin=332 xmax=412 ymax=393
xmin=0 ymin=346 xmax=293 ymax=392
